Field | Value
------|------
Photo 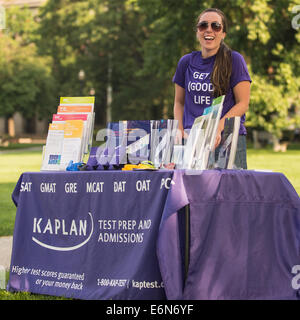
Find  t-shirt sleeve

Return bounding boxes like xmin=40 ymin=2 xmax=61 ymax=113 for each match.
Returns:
xmin=172 ymin=54 xmax=191 ymax=89
xmin=230 ymin=51 xmax=252 ymax=89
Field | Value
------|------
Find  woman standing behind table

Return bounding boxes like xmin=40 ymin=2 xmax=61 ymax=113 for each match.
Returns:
xmin=173 ymin=8 xmax=251 ymax=169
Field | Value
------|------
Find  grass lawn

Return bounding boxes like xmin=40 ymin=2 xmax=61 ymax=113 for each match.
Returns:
xmin=247 ymin=146 xmax=300 ymax=195
xmin=0 ymin=149 xmax=43 ymax=236
xmin=0 ymin=143 xmax=44 ymax=151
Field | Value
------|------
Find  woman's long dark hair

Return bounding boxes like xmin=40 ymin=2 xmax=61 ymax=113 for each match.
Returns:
xmin=197 ymin=8 xmax=232 ymax=98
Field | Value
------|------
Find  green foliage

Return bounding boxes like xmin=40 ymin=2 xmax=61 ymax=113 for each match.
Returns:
xmin=4 ymin=5 xmax=39 ymax=43
xmin=137 ymin=0 xmax=300 ymax=136
xmin=1 ymin=0 xmax=300 ymax=136
xmin=0 ymin=6 xmax=56 ymax=120
xmin=248 ymin=72 xmax=290 ymax=136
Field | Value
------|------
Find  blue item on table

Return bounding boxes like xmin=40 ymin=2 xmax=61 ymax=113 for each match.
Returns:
xmin=66 ymin=161 xmax=86 ymax=171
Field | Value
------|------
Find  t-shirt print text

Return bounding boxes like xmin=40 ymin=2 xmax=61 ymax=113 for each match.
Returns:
xmin=188 ymin=72 xmax=213 ymax=105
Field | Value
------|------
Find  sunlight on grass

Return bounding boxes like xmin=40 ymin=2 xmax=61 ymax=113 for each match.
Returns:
xmin=0 ymin=150 xmax=43 ymax=184
xmin=0 ymin=150 xmax=43 ymax=235
xmin=247 ymin=148 xmax=300 ymax=195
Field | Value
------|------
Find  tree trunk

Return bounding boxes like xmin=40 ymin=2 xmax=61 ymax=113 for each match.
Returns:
xmin=106 ymin=53 xmax=112 ymax=124
xmin=8 ymin=117 xmax=15 ymax=137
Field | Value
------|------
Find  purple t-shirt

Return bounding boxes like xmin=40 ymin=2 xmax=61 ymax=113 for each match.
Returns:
xmin=173 ymin=50 xmax=251 ymax=134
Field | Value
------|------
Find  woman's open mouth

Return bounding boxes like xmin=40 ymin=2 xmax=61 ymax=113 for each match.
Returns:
xmin=204 ymin=36 xmax=215 ymax=41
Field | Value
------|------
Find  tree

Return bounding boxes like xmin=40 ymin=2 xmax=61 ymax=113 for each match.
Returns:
xmin=0 ymin=6 xmax=56 ymax=136
xmin=34 ymin=0 xmax=300 ymax=140
xmin=0 ymin=34 xmax=55 ymax=119
xmin=37 ymin=0 xmax=120 ymax=126
xmin=138 ymin=0 xmax=300 ymax=139
xmin=37 ymin=0 xmax=175 ymax=127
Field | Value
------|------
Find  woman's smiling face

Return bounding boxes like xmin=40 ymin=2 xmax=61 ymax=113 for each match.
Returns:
xmin=196 ymin=11 xmax=226 ymax=58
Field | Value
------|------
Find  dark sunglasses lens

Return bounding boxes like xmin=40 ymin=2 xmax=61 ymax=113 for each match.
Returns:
xmin=198 ymin=22 xmax=208 ymax=31
xmin=197 ymin=22 xmax=222 ymax=32
xmin=211 ymin=22 xmax=222 ymax=32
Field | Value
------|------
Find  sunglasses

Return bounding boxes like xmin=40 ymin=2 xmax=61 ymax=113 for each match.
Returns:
xmin=197 ymin=21 xmax=222 ymax=32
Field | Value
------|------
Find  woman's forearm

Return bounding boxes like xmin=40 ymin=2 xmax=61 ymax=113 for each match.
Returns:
xmin=173 ymin=84 xmax=186 ymax=134
xmin=174 ymin=102 xmax=184 ymax=132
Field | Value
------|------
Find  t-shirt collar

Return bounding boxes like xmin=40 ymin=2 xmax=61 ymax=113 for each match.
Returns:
xmin=190 ymin=51 xmax=216 ymax=67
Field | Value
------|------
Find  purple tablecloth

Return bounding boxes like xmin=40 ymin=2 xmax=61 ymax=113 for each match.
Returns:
xmin=8 ymin=169 xmax=300 ymax=300
xmin=157 ymin=169 xmax=300 ymax=300
xmin=8 ymin=170 xmax=174 ymax=300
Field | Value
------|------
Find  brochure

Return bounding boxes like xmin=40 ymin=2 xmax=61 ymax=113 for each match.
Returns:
xmin=183 ymin=95 xmax=225 ymax=170
xmin=150 ymin=119 xmax=178 ymax=168
xmin=52 ymin=113 xmax=89 ymax=160
xmin=41 ymin=123 xmax=65 ymax=171
xmin=101 ymin=120 xmax=151 ymax=165
xmin=41 ymin=96 xmax=95 ymax=171
xmin=126 ymin=120 xmax=151 ymax=164
xmin=60 ymin=120 xmax=85 ymax=169
xmin=214 ymin=116 xmax=241 ymax=169
xmin=58 ymin=96 xmax=95 ymax=155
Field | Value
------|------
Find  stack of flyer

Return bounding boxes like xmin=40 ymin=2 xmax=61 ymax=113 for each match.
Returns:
xmin=213 ymin=116 xmax=241 ymax=169
xmin=183 ymin=95 xmax=225 ymax=170
xmin=181 ymin=95 xmax=240 ymax=170
xmin=41 ymin=96 xmax=95 ymax=171
xmin=95 ymin=119 xmax=178 ymax=168
xmin=150 ymin=119 xmax=178 ymax=168
xmin=97 ymin=120 xmax=152 ymax=166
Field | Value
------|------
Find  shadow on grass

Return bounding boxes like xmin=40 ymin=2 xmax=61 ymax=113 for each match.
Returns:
xmin=1 ymin=272 xmax=71 ymax=300
xmin=0 ymin=289 xmax=70 ymax=300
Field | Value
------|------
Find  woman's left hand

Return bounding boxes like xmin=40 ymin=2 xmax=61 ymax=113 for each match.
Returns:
xmin=214 ymin=118 xmax=225 ymax=149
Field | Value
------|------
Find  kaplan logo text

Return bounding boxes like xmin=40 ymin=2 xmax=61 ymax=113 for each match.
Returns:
xmin=32 ymin=212 xmax=94 ymax=251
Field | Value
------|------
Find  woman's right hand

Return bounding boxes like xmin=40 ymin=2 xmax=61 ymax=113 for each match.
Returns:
xmin=214 ymin=118 xmax=225 ymax=149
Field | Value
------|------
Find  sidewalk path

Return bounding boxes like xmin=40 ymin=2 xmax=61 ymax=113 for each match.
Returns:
xmin=0 ymin=236 xmax=13 ymax=271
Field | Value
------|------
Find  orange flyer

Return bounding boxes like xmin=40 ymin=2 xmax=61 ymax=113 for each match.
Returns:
xmin=57 ymin=105 xmax=93 ymax=113
xmin=63 ymin=120 xmax=84 ymax=139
